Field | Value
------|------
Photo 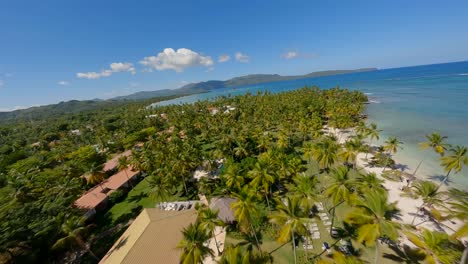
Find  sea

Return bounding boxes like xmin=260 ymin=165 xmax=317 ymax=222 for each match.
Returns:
xmin=152 ymin=61 xmax=468 ymax=190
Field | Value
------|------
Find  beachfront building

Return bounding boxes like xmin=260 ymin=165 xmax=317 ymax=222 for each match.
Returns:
xmin=99 ymin=208 xmax=198 ymax=264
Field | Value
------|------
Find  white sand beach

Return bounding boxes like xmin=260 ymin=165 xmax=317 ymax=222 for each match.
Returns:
xmin=326 ymin=127 xmax=466 ymax=241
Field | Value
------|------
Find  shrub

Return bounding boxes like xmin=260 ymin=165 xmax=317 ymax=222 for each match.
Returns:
xmin=108 ymin=190 xmax=125 ymax=204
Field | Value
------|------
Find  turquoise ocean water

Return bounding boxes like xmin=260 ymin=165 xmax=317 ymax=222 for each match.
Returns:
xmin=153 ymin=61 xmax=468 ymax=190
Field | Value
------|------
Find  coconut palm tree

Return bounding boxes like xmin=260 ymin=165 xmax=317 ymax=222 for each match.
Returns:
xmin=339 ymin=137 xmax=364 ymax=169
xmin=410 ymin=180 xmax=446 ymax=225
xmin=404 ymin=228 xmax=461 ymax=264
xmin=219 ymin=244 xmax=271 ymax=264
xmin=52 ymin=216 xmax=99 ymax=261
xmin=231 ymin=186 xmax=261 ymax=249
xmin=439 ymin=146 xmax=468 ymax=188
xmin=356 ymin=172 xmax=385 ymax=195
xmin=413 ymin=133 xmax=450 ymax=177
xmin=117 ymin=155 xmax=133 ymax=188
xmin=198 ymin=207 xmax=225 ymax=255
xmin=317 ymin=251 xmax=364 ymax=264
xmin=345 ymin=190 xmax=400 ymax=264
xmin=365 ymin=123 xmax=381 ymax=160
xmin=86 ymin=163 xmax=106 ymax=193
xmin=146 ymin=172 xmax=172 ymax=203
xmin=269 ymin=196 xmax=309 ymax=264
xmin=248 ymin=161 xmax=275 ymax=212
xmin=177 ymin=221 xmax=214 ymax=264
xmin=310 ymin=138 xmax=339 ymax=171
xmin=221 ymin=162 xmax=244 ymax=192
xmin=324 ymin=166 xmax=357 ymax=235
xmin=383 ymin=137 xmax=403 ymax=171
xmin=287 ymin=173 xmax=317 ymax=212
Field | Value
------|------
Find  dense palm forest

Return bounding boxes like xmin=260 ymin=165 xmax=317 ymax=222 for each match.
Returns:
xmin=1 ymin=87 xmax=466 ymax=264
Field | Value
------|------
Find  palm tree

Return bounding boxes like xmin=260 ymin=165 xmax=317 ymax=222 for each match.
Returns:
xmin=383 ymin=137 xmax=403 ymax=171
xmin=231 ymin=186 xmax=261 ymax=249
xmin=356 ymin=172 xmax=385 ymax=195
xmin=324 ymin=166 xmax=357 ymax=235
xmin=198 ymin=207 xmax=225 ymax=255
xmin=345 ymin=190 xmax=400 ymax=264
xmin=410 ymin=180 xmax=445 ymax=225
xmin=146 ymin=172 xmax=172 ymax=203
xmin=310 ymin=138 xmax=339 ymax=171
xmin=269 ymin=196 xmax=309 ymax=264
xmin=287 ymin=173 xmax=317 ymax=212
xmin=404 ymin=228 xmax=461 ymax=264
xmin=117 ymin=155 xmax=133 ymax=188
xmin=339 ymin=137 xmax=364 ymax=169
xmin=439 ymin=146 xmax=468 ymax=188
xmin=413 ymin=133 xmax=450 ymax=176
xmin=221 ymin=162 xmax=244 ymax=192
xmin=87 ymin=163 xmax=106 ymax=193
xmin=219 ymin=244 xmax=271 ymax=264
xmin=52 ymin=217 xmax=99 ymax=261
xmin=365 ymin=123 xmax=381 ymax=160
xmin=248 ymin=161 xmax=275 ymax=212
xmin=317 ymin=251 xmax=364 ymax=264
xmin=177 ymin=221 xmax=214 ymax=264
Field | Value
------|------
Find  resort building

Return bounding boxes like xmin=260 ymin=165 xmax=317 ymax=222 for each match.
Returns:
xmin=74 ymin=168 xmax=140 ymax=218
xmin=103 ymin=150 xmax=132 ymax=172
xmin=74 ymin=150 xmax=139 ymax=218
xmin=100 ymin=208 xmax=198 ymax=264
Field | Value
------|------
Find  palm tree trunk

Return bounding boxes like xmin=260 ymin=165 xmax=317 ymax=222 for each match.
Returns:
xmin=365 ymin=139 xmax=373 ymax=159
xmin=181 ymin=174 xmax=188 ymax=194
xmin=250 ymin=221 xmax=261 ymax=250
xmin=330 ymin=206 xmax=336 ymax=236
xmin=265 ymin=193 xmax=271 ymax=213
xmin=411 ymin=156 xmax=425 ymax=177
xmin=374 ymin=240 xmax=379 ymax=264
xmin=411 ymin=202 xmax=425 ymax=225
xmin=292 ymin=232 xmax=297 ymax=264
xmin=383 ymin=152 xmax=391 ymax=172
xmin=212 ymin=229 xmax=220 ymax=255
xmin=437 ymin=169 xmax=452 ymax=191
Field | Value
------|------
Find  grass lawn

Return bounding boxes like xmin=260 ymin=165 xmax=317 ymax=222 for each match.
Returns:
xmin=104 ymin=177 xmax=182 ymax=224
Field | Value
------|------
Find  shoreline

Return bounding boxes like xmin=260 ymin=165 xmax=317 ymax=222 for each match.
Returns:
xmin=326 ymin=126 xmax=465 ymax=238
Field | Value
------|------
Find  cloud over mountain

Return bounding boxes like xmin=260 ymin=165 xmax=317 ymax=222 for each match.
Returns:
xmin=140 ymin=48 xmax=214 ymax=72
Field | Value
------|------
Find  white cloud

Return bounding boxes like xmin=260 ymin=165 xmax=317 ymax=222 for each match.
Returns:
xmin=282 ymin=51 xmax=298 ymax=59
xmin=77 ymin=62 xmax=136 ymax=79
xmin=140 ymin=48 xmax=214 ymax=72
xmin=235 ymin=52 xmax=250 ymax=63
xmin=205 ymin=67 xmax=214 ymax=73
xmin=58 ymin=81 xmax=70 ymax=86
xmin=0 ymin=80 xmax=4 ymax=87
xmin=110 ymin=62 xmax=136 ymax=74
xmin=218 ymin=54 xmax=230 ymax=63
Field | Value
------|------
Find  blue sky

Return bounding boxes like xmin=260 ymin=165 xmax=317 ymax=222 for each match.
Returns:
xmin=1 ymin=0 xmax=468 ymax=111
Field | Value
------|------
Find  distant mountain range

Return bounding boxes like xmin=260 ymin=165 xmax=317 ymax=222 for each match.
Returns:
xmin=112 ymin=68 xmax=377 ymax=100
xmin=0 ymin=67 xmax=377 ymax=121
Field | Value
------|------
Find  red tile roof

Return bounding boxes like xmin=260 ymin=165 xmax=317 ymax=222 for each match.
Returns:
xmin=74 ymin=167 xmax=140 ymax=210
xmin=103 ymin=150 xmax=132 ymax=172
